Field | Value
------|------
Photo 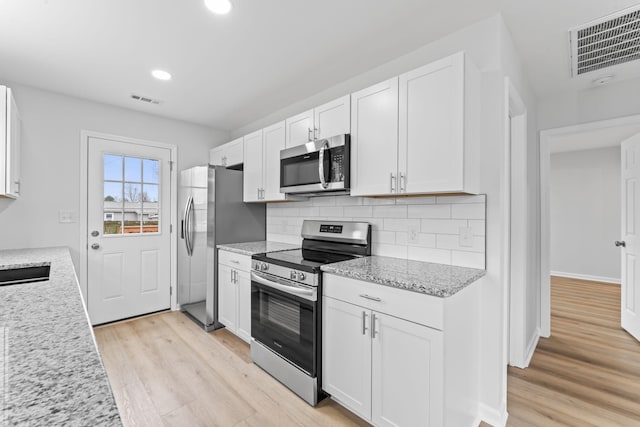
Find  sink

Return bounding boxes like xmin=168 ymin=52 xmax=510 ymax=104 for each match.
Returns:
xmin=0 ymin=264 xmax=51 ymax=286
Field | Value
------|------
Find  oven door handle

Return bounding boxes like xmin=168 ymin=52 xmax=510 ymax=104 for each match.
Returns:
xmin=318 ymin=140 xmax=330 ymax=189
xmin=251 ymin=272 xmax=315 ymax=299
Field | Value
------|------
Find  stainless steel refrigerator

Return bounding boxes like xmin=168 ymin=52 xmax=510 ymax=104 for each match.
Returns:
xmin=178 ymin=165 xmax=265 ymax=331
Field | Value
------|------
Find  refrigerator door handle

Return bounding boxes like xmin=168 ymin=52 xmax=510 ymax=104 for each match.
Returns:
xmin=184 ymin=195 xmax=194 ymax=256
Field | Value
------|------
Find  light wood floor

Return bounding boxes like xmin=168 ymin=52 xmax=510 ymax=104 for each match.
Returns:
xmin=95 ymin=276 xmax=640 ymax=427
xmin=504 ymin=276 xmax=640 ymax=426
xmin=94 ymin=310 xmax=370 ymax=427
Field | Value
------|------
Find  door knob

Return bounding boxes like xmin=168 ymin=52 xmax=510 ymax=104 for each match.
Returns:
xmin=615 ymin=241 xmax=626 ymax=247
xmin=91 ymin=230 xmax=100 ymax=237
xmin=91 ymin=243 xmax=100 ymax=250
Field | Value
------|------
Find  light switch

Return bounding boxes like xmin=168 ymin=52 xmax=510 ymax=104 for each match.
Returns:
xmin=459 ymin=226 xmax=474 ymax=247
xmin=59 ymin=210 xmax=77 ymax=223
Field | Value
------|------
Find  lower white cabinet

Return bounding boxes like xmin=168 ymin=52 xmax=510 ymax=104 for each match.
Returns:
xmin=218 ymin=250 xmax=252 ymax=343
xmin=322 ymin=273 xmax=481 ymax=427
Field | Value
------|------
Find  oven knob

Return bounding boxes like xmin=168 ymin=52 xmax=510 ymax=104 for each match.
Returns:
xmin=261 ymin=263 xmax=269 ymax=271
xmin=290 ymin=271 xmax=297 ymax=280
xmin=298 ymin=272 xmax=306 ymax=280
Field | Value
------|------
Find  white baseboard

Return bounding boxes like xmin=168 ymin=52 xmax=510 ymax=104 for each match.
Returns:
xmin=478 ymin=403 xmax=508 ymax=427
xmin=551 ymin=270 xmax=620 ymax=285
xmin=524 ymin=328 xmax=540 ymax=367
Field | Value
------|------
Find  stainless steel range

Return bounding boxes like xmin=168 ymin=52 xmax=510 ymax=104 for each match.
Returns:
xmin=250 ymin=220 xmax=371 ymax=405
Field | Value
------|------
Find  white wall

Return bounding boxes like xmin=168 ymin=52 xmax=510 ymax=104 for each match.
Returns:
xmin=267 ymin=194 xmax=486 ymax=269
xmin=550 ymin=147 xmax=621 ymax=283
xmin=0 ymin=82 xmax=228 ymax=270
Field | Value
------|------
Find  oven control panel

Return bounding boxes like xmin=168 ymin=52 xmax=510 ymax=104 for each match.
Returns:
xmin=319 ymin=224 xmax=343 ymax=234
xmin=251 ymin=261 xmax=318 ymax=287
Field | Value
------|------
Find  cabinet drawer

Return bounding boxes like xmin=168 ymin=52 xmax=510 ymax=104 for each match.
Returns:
xmin=323 ymin=273 xmax=444 ymax=330
xmin=218 ymin=250 xmax=251 ymax=271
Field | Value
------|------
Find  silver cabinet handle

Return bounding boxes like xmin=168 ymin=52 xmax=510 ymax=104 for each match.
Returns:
xmin=359 ymin=294 xmax=382 ymax=302
xmin=91 ymin=243 xmax=100 ymax=250
xmin=257 ymin=187 xmax=260 ymax=200
xmin=362 ymin=311 xmax=368 ymax=335
xmin=314 ymin=127 xmax=319 ymax=140
xmin=308 ymin=128 xmax=313 ymax=142
xmin=371 ymin=313 xmax=378 ymax=338
xmin=615 ymin=241 xmax=626 ymax=247
xmin=399 ymin=172 xmax=405 ymax=192
xmin=390 ymin=173 xmax=396 ymax=193
xmin=231 ymin=269 xmax=234 ymax=283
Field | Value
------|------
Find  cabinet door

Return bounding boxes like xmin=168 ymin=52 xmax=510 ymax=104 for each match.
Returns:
xmin=236 ymin=269 xmax=252 ymax=343
xmin=243 ymin=130 xmax=263 ymax=202
xmin=6 ymin=89 xmax=20 ymax=197
xmin=224 ymin=137 xmax=244 ymax=167
xmin=314 ymin=95 xmax=350 ymax=140
xmin=322 ymin=297 xmax=372 ymax=421
xmin=262 ymin=121 xmax=286 ymax=202
xmin=371 ymin=313 xmax=444 ymax=427
xmin=218 ymin=264 xmax=237 ymax=332
xmin=350 ymin=78 xmax=399 ymax=196
xmin=399 ymin=54 xmax=464 ymax=194
xmin=285 ymin=109 xmax=313 ymax=148
xmin=209 ymin=146 xmax=225 ymax=165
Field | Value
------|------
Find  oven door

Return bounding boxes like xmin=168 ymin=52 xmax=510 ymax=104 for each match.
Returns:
xmin=280 ymin=135 xmax=350 ymax=194
xmin=251 ymin=271 xmax=317 ymax=375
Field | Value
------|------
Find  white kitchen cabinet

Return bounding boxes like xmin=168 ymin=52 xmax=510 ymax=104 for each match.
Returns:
xmin=209 ymin=137 xmax=243 ymax=167
xmin=350 ymin=52 xmax=480 ymax=196
xmin=285 ymin=95 xmax=350 ymax=148
xmin=218 ymin=250 xmax=252 ymax=343
xmin=322 ymin=273 xmax=481 ymax=426
xmin=350 ymin=78 xmax=399 ymax=196
xmin=0 ymin=86 xmax=21 ymax=198
xmin=243 ymin=123 xmax=286 ymax=202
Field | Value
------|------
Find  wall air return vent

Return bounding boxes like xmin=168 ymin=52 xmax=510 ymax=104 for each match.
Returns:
xmin=569 ymin=5 xmax=640 ymax=76
xmin=130 ymin=94 xmax=161 ymax=105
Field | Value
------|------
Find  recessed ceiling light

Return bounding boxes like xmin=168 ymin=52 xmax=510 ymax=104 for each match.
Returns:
xmin=204 ymin=0 xmax=232 ymax=14
xmin=151 ymin=69 xmax=172 ymax=81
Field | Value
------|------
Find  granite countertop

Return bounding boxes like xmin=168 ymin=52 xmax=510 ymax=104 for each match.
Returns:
xmin=217 ymin=241 xmax=300 ymax=256
xmin=321 ymin=256 xmax=486 ymax=298
xmin=0 ymin=247 xmax=121 ymax=426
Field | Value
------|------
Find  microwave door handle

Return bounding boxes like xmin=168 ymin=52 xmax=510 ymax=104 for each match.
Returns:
xmin=251 ymin=272 xmax=314 ymax=297
xmin=318 ymin=141 xmax=330 ymax=189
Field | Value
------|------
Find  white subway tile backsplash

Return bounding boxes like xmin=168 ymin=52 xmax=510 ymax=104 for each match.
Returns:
xmin=343 ymin=206 xmax=373 ymax=217
xmin=408 ymin=247 xmax=452 ymax=264
xmin=266 ymin=194 xmax=486 ymax=269
xmin=318 ymin=206 xmax=344 ymax=217
xmin=373 ymin=205 xmax=407 ymax=218
xmin=383 ymin=218 xmax=420 ymax=232
xmin=407 ymin=204 xmax=451 ymax=219
xmin=451 ymin=251 xmax=485 ymax=269
xmin=451 ymin=203 xmax=485 ymax=219
xmin=420 ymin=219 xmax=467 ymax=234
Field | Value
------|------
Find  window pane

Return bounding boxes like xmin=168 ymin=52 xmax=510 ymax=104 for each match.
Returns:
xmin=104 ymin=155 xmax=122 ymax=181
xmin=104 ymin=181 xmax=122 ymax=203
xmin=143 ymin=184 xmax=158 ymax=203
xmin=123 ymin=218 xmax=141 ymax=234
xmin=143 ymin=208 xmax=159 ymax=233
xmin=124 ymin=183 xmax=142 ymax=202
xmin=143 ymin=159 xmax=159 ymax=184
xmin=124 ymin=157 xmax=142 ymax=182
xmin=104 ymin=211 xmax=122 ymax=235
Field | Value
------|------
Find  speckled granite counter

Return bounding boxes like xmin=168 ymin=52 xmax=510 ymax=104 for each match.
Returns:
xmin=321 ymin=256 xmax=485 ymax=298
xmin=0 ymin=247 xmax=121 ymax=426
xmin=217 ymin=241 xmax=299 ymax=256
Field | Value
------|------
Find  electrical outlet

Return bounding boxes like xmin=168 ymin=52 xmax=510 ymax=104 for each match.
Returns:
xmin=59 ymin=210 xmax=77 ymax=224
xmin=459 ymin=226 xmax=474 ymax=247
xmin=408 ymin=223 xmax=420 ymax=244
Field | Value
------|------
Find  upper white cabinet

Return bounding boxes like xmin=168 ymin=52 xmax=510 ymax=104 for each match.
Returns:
xmin=210 ymin=137 xmax=243 ymax=167
xmin=0 ymin=86 xmax=21 ymax=198
xmin=351 ymin=52 xmax=480 ymax=196
xmin=243 ymin=122 xmax=286 ymax=202
xmin=350 ymin=78 xmax=399 ymax=196
xmin=285 ymin=95 xmax=350 ymax=148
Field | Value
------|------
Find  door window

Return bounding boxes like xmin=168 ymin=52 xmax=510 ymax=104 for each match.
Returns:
xmin=103 ymin=154 xmax=160 ymax=235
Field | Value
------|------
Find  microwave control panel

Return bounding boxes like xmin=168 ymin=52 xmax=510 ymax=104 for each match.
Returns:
xmin=330 ymin=146 xmax=345 ymax=182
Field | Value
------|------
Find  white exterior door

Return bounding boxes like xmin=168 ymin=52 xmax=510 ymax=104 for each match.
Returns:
xmin=621 ymin=133 xmax=640 ymax=341
xmin=87 ymin=136 xmax=172 ymax=325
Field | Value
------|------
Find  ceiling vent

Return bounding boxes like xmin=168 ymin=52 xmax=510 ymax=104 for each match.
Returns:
xmin=130 ymin=94 xmax=161 ymax=105
xmin=569 ymin=5 xmax=640 ymax=76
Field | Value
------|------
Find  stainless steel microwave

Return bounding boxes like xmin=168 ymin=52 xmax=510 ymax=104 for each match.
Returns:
xmin=280 ymin=134 xmax=350 ymax=195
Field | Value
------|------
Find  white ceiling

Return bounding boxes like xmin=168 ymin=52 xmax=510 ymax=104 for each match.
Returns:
xmin=1 ymin=0 xmax=639 ymax=132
